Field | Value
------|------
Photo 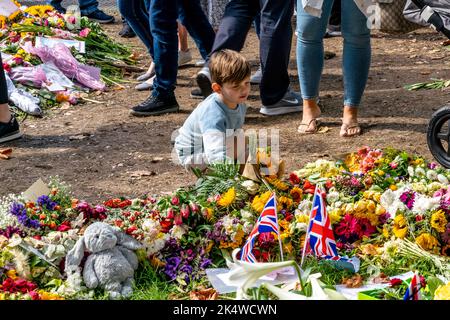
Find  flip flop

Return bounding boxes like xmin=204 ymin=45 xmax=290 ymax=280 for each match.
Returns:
xmin=298 ymin=118 xmax=320 ymax=134
xmin=340 ymin=122 xmax=362 ymax=137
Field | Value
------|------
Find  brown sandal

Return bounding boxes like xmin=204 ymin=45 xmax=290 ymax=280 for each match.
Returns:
xmin=340 ymin=122 xmax=362 ymax=137
xmin=298 ymin=118 xmax=320 ymax=134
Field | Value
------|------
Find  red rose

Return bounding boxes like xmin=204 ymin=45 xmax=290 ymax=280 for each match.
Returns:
xmin=389 ymin=278 xmax=403 ymax=287
xmin=57 ymin=224 xmax=71 ymax=232
xmin=289 ymin=173 xmax=300 ymax=185
xmin=126 ymin=226 xmax=137 ymax=235
xmin=415 ymin=215 xmax=423 ymax=222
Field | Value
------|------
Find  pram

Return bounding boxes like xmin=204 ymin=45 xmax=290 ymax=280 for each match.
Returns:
xmin=404 ymin=0 xmax=450 ymax=167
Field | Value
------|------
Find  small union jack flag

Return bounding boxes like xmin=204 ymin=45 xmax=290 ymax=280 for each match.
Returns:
xmin=302 ymin=185 xmax=360 ymax=272
xmin=240 ymin=193 xmax=280 ymax=262
xmin=403 ymin=272 xmax=422 ymax=300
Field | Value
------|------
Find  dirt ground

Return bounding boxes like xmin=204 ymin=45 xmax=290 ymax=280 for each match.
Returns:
xmin=1 ymin=19 xmax=450 ymax=203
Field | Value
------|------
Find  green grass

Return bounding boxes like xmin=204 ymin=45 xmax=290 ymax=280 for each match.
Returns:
xmin=130 ymin=261 xmax=175 ymax=300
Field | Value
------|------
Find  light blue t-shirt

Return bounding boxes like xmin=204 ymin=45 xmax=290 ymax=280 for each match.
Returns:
xmin=175 ymin=93 xmax=247 ymax=165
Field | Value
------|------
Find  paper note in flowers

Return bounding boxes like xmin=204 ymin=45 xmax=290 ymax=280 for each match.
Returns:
xmin=35 ymin=36 xmax=86 ymax=54
xmin=22 ymin=178 xmax=51 ymax=203
xmin=18 ymin=242 xmax=58 ymax=269
xmin=0 ymin=0 xmax=19 ymax=17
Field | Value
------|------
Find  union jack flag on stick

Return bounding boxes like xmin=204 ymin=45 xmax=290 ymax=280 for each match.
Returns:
xmin=403 ymin=272 xmax=423 ymax=300
xmin=300 ymin=184 xmax=360 ymax=272
xmin=240 ymin=192 xmax=283 ymax=262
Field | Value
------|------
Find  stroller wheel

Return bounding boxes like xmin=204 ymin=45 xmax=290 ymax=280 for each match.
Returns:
xmin=427 ymin=105 xmax=450 ymax=168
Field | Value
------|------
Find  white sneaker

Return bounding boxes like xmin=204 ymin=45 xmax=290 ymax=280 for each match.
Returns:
xmin=178 ymin=50 xmax=192 ymax=66
xmin=250 ymin=66 xmax=262 ymax=84
xmin=136 ymin=62 xmax=155 ymax=82
xmin=195 ymin=59 xmax=205 ymax=67
xmin=260 ymin=90 xmax=302 ymax=116
xmin=135 ymin=75 xmax=155 ymax=91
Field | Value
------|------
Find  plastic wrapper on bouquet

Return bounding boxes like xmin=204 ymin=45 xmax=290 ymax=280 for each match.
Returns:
xmin=25 ymin=42 xmax=106 ymax=91
xmin=4 ymin=71 xmax=42 ymax=116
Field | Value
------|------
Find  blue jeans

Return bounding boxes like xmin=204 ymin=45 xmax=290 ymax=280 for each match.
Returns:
xmin=296 ymin=0 xmax=371 ymax=107
xmin=48 ymin=0 xmax=98 ymax=16
xmin=118 ymin=0 xmax=153 ymax=56
xmin=150 ymin=0 xmax=215 ymax=98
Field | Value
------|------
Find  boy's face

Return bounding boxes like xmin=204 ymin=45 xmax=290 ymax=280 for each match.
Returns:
xmin=213 ymin=76 xmax=251 ymax=108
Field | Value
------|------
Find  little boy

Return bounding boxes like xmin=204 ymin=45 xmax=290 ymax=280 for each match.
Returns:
xmin=174 ymin=49 xmax=251 ymax=171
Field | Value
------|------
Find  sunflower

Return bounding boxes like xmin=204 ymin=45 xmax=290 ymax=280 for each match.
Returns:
xmin=37 ymin=290 xmax=64 ymax=300
xmin=265 ymin=176 xmax=289 ymax=191
xmin=431 ymin=210 xmax=448 ymax=233
xmin=24 ymin=5 xmax=55 ymax=18
xmin=415 ymin=233 xmax=440 ymax=251
xmin=393 ymin=214 xmax=408 ymax=239
xmin=217 ymin=187 xmax=236 ymax=207
xmin=290 ymin=186 xmax=303 ymax=202
xmin=251 ymin=191 xmax=272 ymax=213
xmin=278 ymin=196 xmax=293 ymax=210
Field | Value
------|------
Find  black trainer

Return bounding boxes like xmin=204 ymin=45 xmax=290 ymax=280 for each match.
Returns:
xmin=84 ymin=9 xmax=115 ymax=24
xmin=130 ymin=94 xmax=179 ymax=116
xmin=0 ymin=116 xmax=22 ymax=144
xmin=119 ymin=22 xmax=136 ymax=38
xmin=196 ymin=69 xmax=213 ymax=98
xmin=190 ymin=88 xmax=205 ymax=100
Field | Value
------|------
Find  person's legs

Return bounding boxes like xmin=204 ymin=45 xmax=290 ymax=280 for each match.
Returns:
xmin=195 ymin=0 xmax=258 ymax=97
xmin=296 ymin=0 xmax=332 ymax=133
xmin=177 ymin=22 xmax=193 ymax=66
xmin=130 ymin=0 xmax=180 ymax=116
xmin=80 ymin=0 xmax=114 ymax=23
xmin=48 ymin=0 xmax=66 ymax=13
xmin=178 ymin=0 xmax=215 ymax=61
xmin=340 ymin=0 xmax=371 ymax=137
xmin=259 ymin=0 xmax=295 ymax=108
xmin=119 ymin=16 xmax=136 ymax=38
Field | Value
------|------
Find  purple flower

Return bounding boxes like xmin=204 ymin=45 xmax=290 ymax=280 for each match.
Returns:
xmin=378 ymin=213 xmax=391 ymax=225
xmin=428 ymin=162 xmax=438 ymax=170
xmin=0 ymin=226 xmax=26 ymax=238
xmin=37 ymin=195 xmax=57 ymax=211
xmin=179 ymin=264 xmax=193 ymax=275
xmin=10 ymin=202 xmax=26 ymax=218
xmin=164 ymin=256 xmax=182 ymax=280
xmin=200 ymin=258 xmax=212 ymax=269
xmin=399 ymin=190 xmax=416 ymax=210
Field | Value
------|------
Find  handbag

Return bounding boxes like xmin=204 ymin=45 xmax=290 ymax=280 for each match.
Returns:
xmin=373 ymin=0 xmax=421 ymax=33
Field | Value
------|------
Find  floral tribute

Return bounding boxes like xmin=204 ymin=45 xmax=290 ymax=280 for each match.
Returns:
xmin=0 ymin=147 xmax=449 ymax=300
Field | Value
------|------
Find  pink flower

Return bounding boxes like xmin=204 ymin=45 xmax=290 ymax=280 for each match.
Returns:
xmin=171 ymin=196 xmax=179 ymax=206
xmin=68 ymin=16 xmax=76 ymax=24
xmin=79 ymin=28 xmax=91 ymax=38
xmin=390 ymin=162 xmax=398 ymax=169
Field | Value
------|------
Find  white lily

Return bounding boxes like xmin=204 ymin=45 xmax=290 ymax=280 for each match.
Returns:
xmin=262 ymin=273 xmax=347 ymax=300
xmin=223 ymin=248 xmax=302 ymax=300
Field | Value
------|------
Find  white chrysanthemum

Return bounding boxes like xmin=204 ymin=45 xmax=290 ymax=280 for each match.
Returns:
xmin=222 ymin=215 xmax=235 ymax=234
xmin=333 ymin=200 xmax=343 ymax=209
xmin=426 ymin=170 xmax=438 ymax=181
xmin=411 ymin=182 xmax=428 ymax=194
xmin=294 ymin=222 xmax=308 ymax=233
xmin=380 ymin=189 xmax=406 ymax=218
xmin=411 ymin=195 xmax=440 ymax=214
xmin=296 ymin=200 xmax=311 ymax=215
xmin=438 ymin=174 xmax=449 ymax=185
xmin=407 ymin=166 xmax=415 ymax=178
xmin=415 ymin=167 xmax=426 ymax=177
xmin=144 ymin=233 xmax=169 ymax=256
xmin=327 ymin=191 xmax=340 ymax=203
xmin=0 ymin=194 xmax=22 ymax=229
xmin=142 ymin=218 xmax=160 ymax=239
xmin=241 ymin=180 xmax=259 ymax=195
xmin=170 ymin=224 xmax=188 ymax=240
xmin=240 ymin=209 xmax=254 ymax=221
xmin=243 ymin=221 xmax=253 ymax=234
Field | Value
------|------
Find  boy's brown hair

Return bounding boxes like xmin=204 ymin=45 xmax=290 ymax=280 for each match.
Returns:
xmin=209 ymin=49 xmax=251 ymax=86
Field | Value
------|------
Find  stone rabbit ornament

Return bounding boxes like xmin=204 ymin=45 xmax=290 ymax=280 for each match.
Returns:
xmin=65 ymin=222 xmax=143 ymax=299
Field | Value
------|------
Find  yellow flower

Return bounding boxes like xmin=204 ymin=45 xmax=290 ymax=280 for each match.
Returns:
xmin=382 ymin=226 xmax=390 ymax=238
xmin=283 ymin=242 xmax=293 ymax=254
xmin=375 ymin=205 xmax=386 ymax=216
xmin=329 ymin=210 xmax=342 ymax=224
xmin=415 ymin=233 xmax=440 ymax=251
xmin=266 ymin=176 xmax=289 ymax=191
xmin=251 ymin=191 xmax=272 ymax=213
xmin=431 ymin=210 xmax=448 ymax=233
xmin=296 ymin=213 xmax=309 ymax=224
xmin=389 ymin=185 xmax=398 ymax=191
xmin=393 ymin=215 xmax=408 ymax=239
xmin=217 ymin=187 xmax=236 ymax=207
xmin=434 ymin=282 xmax=450 ymax=300
xmin=6 ymin=270 xmax=17 ymax=280
xmin=366 ymin=212 xmax=380 ymax=227
xmin=278 ymin=219 xmax=290 ymax=231
xmin=354 ymin=200 xmax=368 ymax=213
xmin=378 ymin=170 xmax=385 ymax=176
xmin=24 ymin=5 xmax=55 ymax=18
xmin=290 ymin=186 xmax=303 ymax=202
xmin=37 ymin=290 xmax=64 ymax=300
xmin=366 ymin=200 xmax=376 ymax=213
xmin=278 ymin=196 xmax=293 ymax=209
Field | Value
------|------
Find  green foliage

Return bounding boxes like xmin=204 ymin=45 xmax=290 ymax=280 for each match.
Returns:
xmin=405 ymin=79 xmax=450 ymax=91
xmin=130 ymin=260 xmax=174 ymax=300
